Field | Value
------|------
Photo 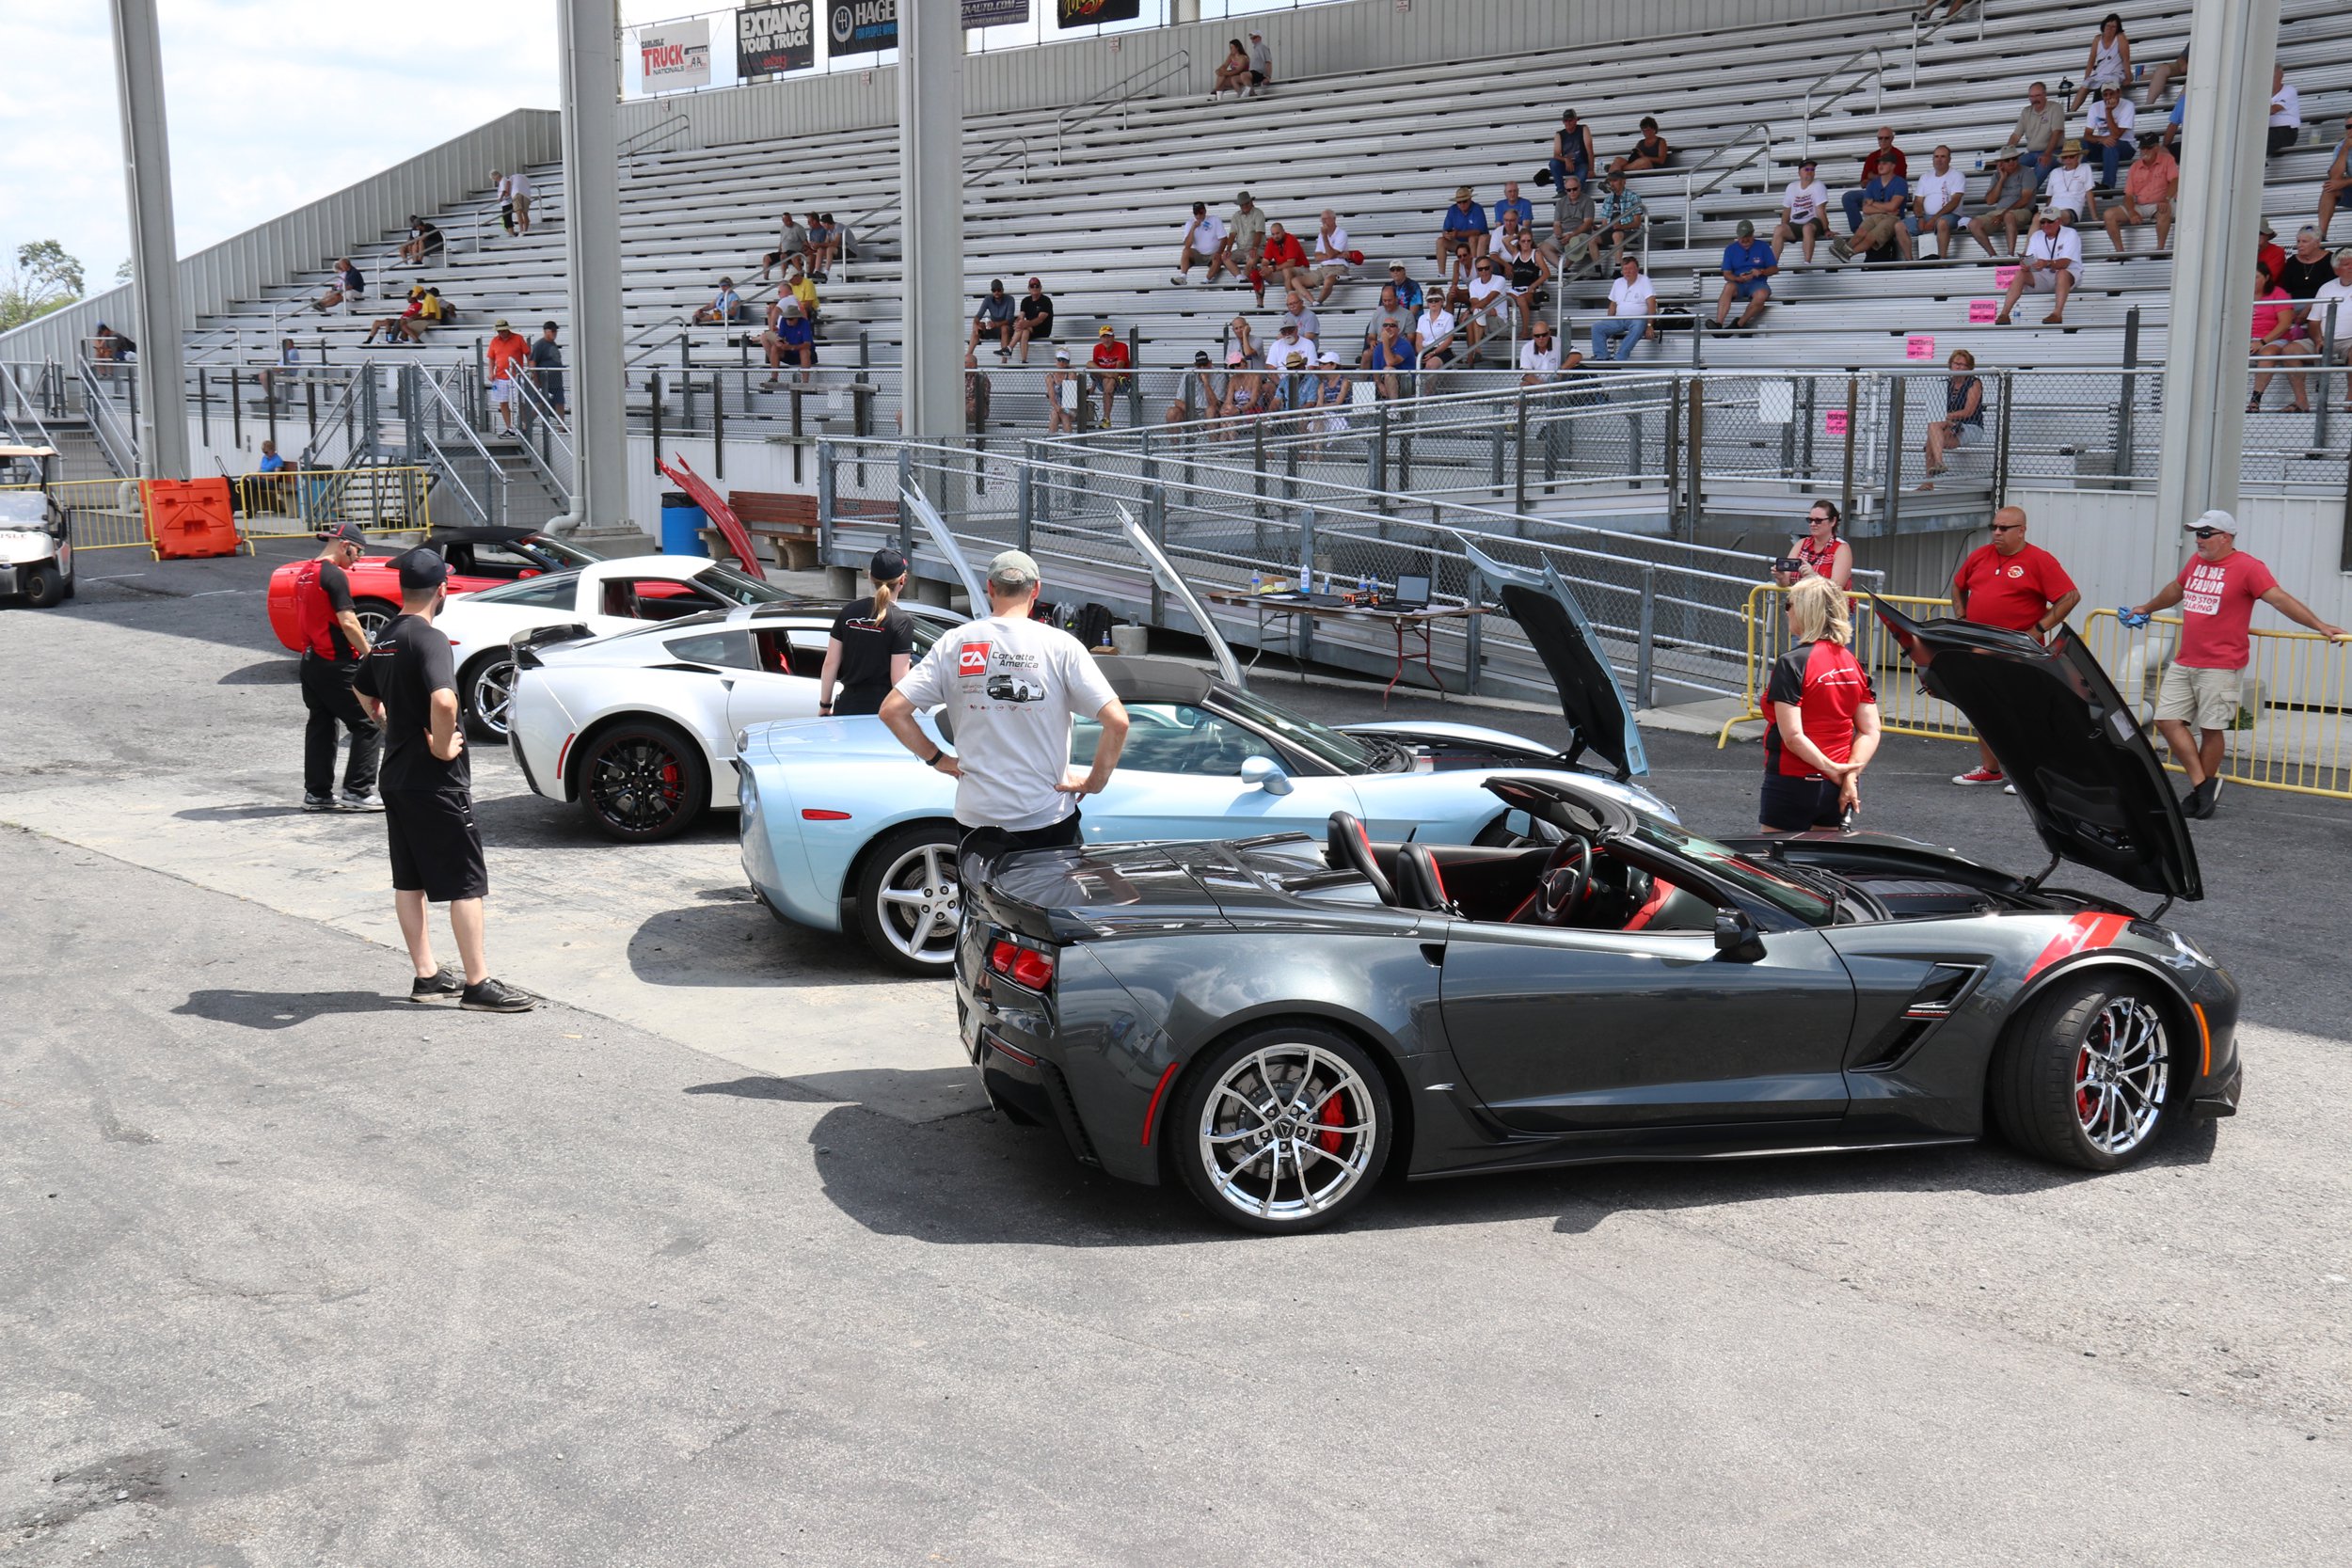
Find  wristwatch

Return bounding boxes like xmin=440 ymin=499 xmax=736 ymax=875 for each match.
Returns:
xmin=925 ymin=749 xmax=946 ymax=768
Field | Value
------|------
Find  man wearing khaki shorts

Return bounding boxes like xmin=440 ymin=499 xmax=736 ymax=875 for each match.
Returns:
xmin=2125 ymin=510 xmax=2346 ymax=818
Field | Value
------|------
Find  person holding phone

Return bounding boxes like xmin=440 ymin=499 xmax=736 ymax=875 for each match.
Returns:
xmin=1771 ymin=500 xmax=1853 ymax=591
xmin=1760 ymin=576 xmax=1880 ymax=832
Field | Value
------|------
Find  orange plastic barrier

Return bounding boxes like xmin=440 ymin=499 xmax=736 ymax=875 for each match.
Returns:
xmin=144 ymin=478 xmax=247 ymax=560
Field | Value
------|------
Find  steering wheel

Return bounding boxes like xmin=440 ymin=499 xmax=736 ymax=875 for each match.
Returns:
xmin=1534 ymin=835 xmax=1592 ymax=922
xmin=1326 ymin=811 xmax=1397 ymax=906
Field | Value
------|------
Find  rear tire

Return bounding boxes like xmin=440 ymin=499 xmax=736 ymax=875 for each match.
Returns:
xmin=576 ymin=721 xmax=707 ymax=843
xmin=852 ymin=821 xmax=964 ymax=974
xmin=1170 ymin=1023 xmax=1392 ymax=1234
xmin=352 ymin=598 xmax=398 ymax=641
xmin=23 ymin=563 xmax=65 ymax=609
xmin=461 ymin=654 xmax=516 ymax=742
xmin=1990 ymin=971 xmax=2173 ymax=1171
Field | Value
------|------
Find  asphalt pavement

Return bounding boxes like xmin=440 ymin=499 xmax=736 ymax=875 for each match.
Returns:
xmin=4 ymin=545 xmax=2350 ymax=1564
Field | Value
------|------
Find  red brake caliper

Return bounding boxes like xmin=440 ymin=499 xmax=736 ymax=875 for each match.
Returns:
xmin=2075 ymin=1046 xmax=2094 ymax=1124
xmin=1315 ymin=1089 xmax=1346 ymax=1153
xmin=660 ymin=758 xmax=681 ymax=799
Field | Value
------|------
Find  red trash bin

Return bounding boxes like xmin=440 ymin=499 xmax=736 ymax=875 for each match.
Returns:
xmin=144 ymin=478 xmax=247 ymax=560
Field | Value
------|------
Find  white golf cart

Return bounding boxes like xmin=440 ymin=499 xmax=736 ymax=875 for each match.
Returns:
xmin=0 ymin=444 xmax=72 ymax=609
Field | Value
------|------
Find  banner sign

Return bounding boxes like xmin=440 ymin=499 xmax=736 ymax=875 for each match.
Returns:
xmin=963 ymin=0 xmax=1030 ymax=23
xmin=640 ymin=18 xmax=713 ymax=90
xmin=828 ymin=0 xmax=898 ymax=54
xmin=739 ymin=2 xmax=816 ymax=75
xmin=1058 ymin=0 xmax=1141 ymax=24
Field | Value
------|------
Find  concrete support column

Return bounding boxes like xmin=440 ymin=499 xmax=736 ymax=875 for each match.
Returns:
xmin=899 ymin=0 xmax=965 ymax=449
xmin=2153 ymin=0 xmax=2279 ymax=578
xmin=1170 ymin=0 xmax=1201 ymax=22
xmin=107 ymin=0 xmax=188 ymax=479
xmin=555 ymin=0 xmax=638 ymax=539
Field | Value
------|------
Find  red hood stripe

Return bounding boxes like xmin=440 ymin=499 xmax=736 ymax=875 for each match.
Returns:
xmin=2025 ymin=911 xmax=2132 ymax=980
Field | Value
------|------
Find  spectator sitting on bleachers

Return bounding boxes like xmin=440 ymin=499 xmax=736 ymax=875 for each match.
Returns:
xmin=2319 ymin=114 xmax=2352 ymax=241
xmin=2068 ymin=12 xmax=2132 ymax=114
xmin=1774 ymin=159 xmax=1832 ymax=264
xmin=692 ymin=277 xmax=744 ymax=326
xmin=1173 ymin=200 xmax=1231 ymax=285
xmin=1271 ymin=347 xmax=1314 ymax=413
xmin=1269 ymin=317 xmax=1319 ymax=378
xmin=2042 ymin=142 xmax=2100 ymax=225
xmin=2010 ymin=82 xmax=2065 ymax=192
xmin=423 ymin=286 xmax=452 ymax=326
xmin=258 ymin=438 xmax=287 ymax=474
xmin=1168 ymin=350 xmax=1225 ymax=424
xmin=1488 ymin=208 xmax=1533 ymax=277
xmin=1498 ymin=230 xmax=1551 ymax=333
xmin=312 ymin=259 xmax=364 ymax=313
xmin=1360 ymin=319 xmax=1415 ymax=400
xmin=1362 ymin=285 xmax=1414 ymax=346
xmin=2086 ymin=85 xmax=2137 ymax=191
xmin=1279 ymin=288 xmax=1320 ymax=344
xmin=1305 ymin=211 xmax=1353 ymax=304
xmin=1011 ymin=278 xmax=1054 ymax=364
xmin=1842 ymin=128 xmax=1909 ymax=236
xmin=1436 ymin=187 xmax=1490 ymax=287
xmin=1492 ymin=181 xmax=1534 ymax=232
xmin=1228 ymin=192 xmax=1268 ymax=285
xmin=1546 ymin=175 xmax=1597 ymax=277
xmin=1969 ymin=149 xmax=2036 ymax=257
xmin=2314 ymin=252 xmax=2352 ymax=409
xmin=1046 ymin=348 xmax=1080 ymax=434
xmin=1311 ymin=355 xmax=1350 ymax=435
xmin=1518 ymin=318 xmax=1566 ymax=385
xmin=2163 ymin=90 xmax=2185 ymax=156
xmin=361 ymin=288 xmax=427 ymax=345
xmin=1625 ymin=117 xmax=1672 ymax=172
xmin=1089 ymin=325 xmax=1132 ymax=428
xmin=1591 ymin=255 xmax=1657 ymax=362
xmin=1919 ymin=348 xmax=1984 ymax=491
xmin=968 ymin=279 xmax=1016 ymax=358
xmin=2249 ymin=261 xmax=2314 ymax=412
xmin=759 ymin=298 xmax=817 ymax=388
xmin=1383 ymin=261 xmax=1424 ymax=312
xmin=2281 ymin=227 xmax=2337 ymax=333
xmin=2254 ymin=218 xmax=2285 ymax=289
xmin=1246 ymin=31 xmax=1273 ymax=95
xmin=1210 ymin=39 xmax=1250 ymax=102
xmin=1455 ymin=257 xmax=1512 ymax=358
xmin=1713 ymin=219 xmax=1777 ymax=329
xmin=780 ymin=261 xmax=820 ymax=324
xmin=1994 ymin=208 xmax=2080 ymax=325
xmin=1231 ymin=362 xmax=1276 ymax=419
xmin=1412 ymin=296 xmax=1458 ymax=370
xmin=2268 ymin=66 xmax=2302 ymax=158
xmin=1595 ymin=162 xmax=1647 ymax=269
xmin=759 ymin=213 xmax=810 ymax=282
xmin=1224 ymin=312 xmax=1262 ymax=367
xmin=1260 ymin=222 xmax=1311 ymax=305
xmin=1833 ymin=164 xmax=1911 ymax=263
xmin=2103 ymin=133 xmax=2179 ymax=256
xmin=964 ymin=352 xmax=991 ymax=433
xmin=1909 ymin=145 xmax=1968 ymax=259
xmin=259 ymin=337 xmax=301 ymax=404
xmin=399 ymin=216 xmax=443 ymax=267
xmin=812 ymin=214 xmax=846 ymax=279
xmin=1549 ymin=109 xmax=1597 ymax=193
xmin=2143 ymin=40 xmax=2187 ymax=107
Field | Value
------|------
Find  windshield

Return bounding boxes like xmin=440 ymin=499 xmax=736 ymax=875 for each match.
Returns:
xmin=1213 ymin=683 xmax=1380 ymax=773
xmin=0 ymin=493 xmax=47 ymax=525
xmin=468 ymin=570 xmax=580 ymax=607
xmin=533 ymin=536 xmax=602 ymax=566
xmin=692 ymin=562 xmax=798 ymax=605
xmin=1628 ymin=813 xmax=1837 ymax=926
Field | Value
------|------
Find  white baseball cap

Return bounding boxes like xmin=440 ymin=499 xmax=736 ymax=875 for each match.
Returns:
xmin=2185 ymin=509 xmax=2238 ymax=535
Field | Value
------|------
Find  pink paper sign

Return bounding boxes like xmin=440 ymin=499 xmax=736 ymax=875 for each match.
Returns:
xmin=1824 ymin=410 xmax=1851 ymax=436
xmin=1906 ymin=334 xmax=1936 ymax=359
xmin=1968 ymin=299 xmax=1999 ymax=324
xmin=1994 ymin=265 xmax=2019 ymax=290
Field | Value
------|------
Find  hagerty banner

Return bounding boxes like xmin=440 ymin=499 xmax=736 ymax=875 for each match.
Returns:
xmin=738 ymin=2 xmax=816 ymax=75
xmin=1057 ymin=0 xmax=1140 ymax=25
xmin=827 ymin=0 xmax=1030 ymax=55
xmin=639 ymin=17 xmax=713 ymax=90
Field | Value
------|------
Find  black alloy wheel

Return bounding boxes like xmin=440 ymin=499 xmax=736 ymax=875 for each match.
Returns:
xmin=578 ymin=721 xmax=708 ymax=843
xmin=1170 ymin=1023 xmax=1393 ymax=1234
xmin=462 ymin=655 xmax=516 ymax=742
xmin=1990 ymin=972 xmax=2174 ymax=1171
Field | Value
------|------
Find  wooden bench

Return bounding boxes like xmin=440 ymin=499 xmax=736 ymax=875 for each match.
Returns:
xmin=727 ymin=490 xmax=821 ymax=571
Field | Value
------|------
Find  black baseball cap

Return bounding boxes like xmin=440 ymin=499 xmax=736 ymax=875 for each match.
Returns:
xmin=395 ymin=546 xmax=450 ymax=591
xmin=317 ymin=520 xmax=368 ymax=548
xmin=868 ymin=546 xmax=907 ymax=580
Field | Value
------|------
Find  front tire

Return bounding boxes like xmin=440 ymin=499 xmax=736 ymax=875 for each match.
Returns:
xmin=461 ymin=654 xmax=516 ymax=741
xmin=853 ymin=821 xmax=963 ymax=974
xmin=576 ymin=721 xmax=708 ymax=843
xmin=1171 ymin=1024 xmax=1392 ymax=1233
xmin=23 ymin=563 xmax=65 ymax=609
xmin=1991 ymin=972 xmax=2173 ymax=1171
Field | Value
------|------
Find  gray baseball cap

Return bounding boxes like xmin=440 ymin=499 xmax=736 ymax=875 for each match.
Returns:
xmin=987 ymin=548 xmax=1041 ymax=588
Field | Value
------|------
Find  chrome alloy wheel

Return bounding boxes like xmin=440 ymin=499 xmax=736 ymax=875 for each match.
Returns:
xmin=470 ymin=658 xmax=516 ymax=737
xmin=1198 ymin=1043 xmax=1376 ymax=1224
xmin=2074 ymin=996 xmax=2169 ymax=1157
xmin=876 ymin=840 xmax=961 ymax=965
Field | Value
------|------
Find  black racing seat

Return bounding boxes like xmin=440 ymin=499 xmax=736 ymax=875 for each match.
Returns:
xmin=1393 ymin=843 xmax=1458 ymax=915
xmin=1325 ymin=810 xmax=1396 ymax=906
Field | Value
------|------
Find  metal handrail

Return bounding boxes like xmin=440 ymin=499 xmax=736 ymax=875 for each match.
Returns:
xmin=1675 ymin=119 xmax=1782 ymax=251
xmin=1797 ymin=44 xmax=1887 ymax=159
xmin=72 ymin=355 xmax=138 ymax=477
xmin=1911 ymin=0 xmax=1988 ymax=88
xmin=410 ymin=365 xmax=510 ymax=527
xmin=505 ymin=371 xmax=575 ymax=510
xmin=299 ymin=365 xmax=373 ymax=467
xmin=1055 ymin=50 xmax=1189 ymax=162
xmin=620 ymin=112 xmax=691 ymax=167
xmin=0 ymin=362 xmax=58 ymax=451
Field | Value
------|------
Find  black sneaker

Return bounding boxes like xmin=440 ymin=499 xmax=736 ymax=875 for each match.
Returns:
xmin=409 ymin=966 xmax=464 ymax=1003
xmin=303 ymin=792 xmax=337 ymax=811
xmin=341 ymin=789 xmax=385 ymax=812
xmin=2182 ymin=778 xmax=2214 ymax=818
xmin=460 ymin=977 xmax=537 ymax=1013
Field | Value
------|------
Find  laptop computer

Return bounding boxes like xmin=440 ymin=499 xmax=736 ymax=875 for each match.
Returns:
xmin=1393 ymin=572 xmax=1432 ymax=609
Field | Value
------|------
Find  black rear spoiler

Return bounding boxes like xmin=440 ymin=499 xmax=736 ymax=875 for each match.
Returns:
xmin=510 ymin=622 xmax=594 ymax=669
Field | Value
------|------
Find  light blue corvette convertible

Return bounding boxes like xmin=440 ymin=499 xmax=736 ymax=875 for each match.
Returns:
xmin=739 ymin=549 xmax=1677 ymax=973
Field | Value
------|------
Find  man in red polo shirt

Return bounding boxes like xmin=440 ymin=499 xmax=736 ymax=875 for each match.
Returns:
xmin=2127 ymin=509 xmax=2346 ymax=818
xmin=1949 ymin=505 xmax=2079 ymax=787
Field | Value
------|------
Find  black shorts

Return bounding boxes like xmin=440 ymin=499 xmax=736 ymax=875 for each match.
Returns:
xmin=384 ymin=784 xmax=488 ymax=902
xmin=834 ymin=684 xmax=888 ymax=717
xmin=1758 ymin=772 xmax=1844 ymax=832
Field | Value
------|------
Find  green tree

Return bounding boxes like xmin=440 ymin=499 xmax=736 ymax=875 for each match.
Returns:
xmin=0 ymin=241 xmax=87 ymax=331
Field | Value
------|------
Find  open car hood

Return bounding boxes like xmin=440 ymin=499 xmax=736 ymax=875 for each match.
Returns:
xmin=1871 ymin=599 xmax=2201 ymax=901
xmin=1464 ymin=541 xmax=1648 ymax=780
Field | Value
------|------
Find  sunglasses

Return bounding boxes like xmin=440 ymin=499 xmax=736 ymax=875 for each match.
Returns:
xmin=2190 ymin=527 xmax=2228 ymax=540
xmin=1991 ymin=523 xmax=2025 ymax=533
xmin=1807 ymin=515 xmax=1834 ymax=525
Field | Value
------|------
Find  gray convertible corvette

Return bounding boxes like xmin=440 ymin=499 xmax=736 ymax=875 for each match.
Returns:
xmin=954 ymin=598 xmax=2242 ymax=1233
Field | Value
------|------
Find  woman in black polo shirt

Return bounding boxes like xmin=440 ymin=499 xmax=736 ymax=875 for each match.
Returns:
xmin=818 ymin=548 xmax=914 ymax=717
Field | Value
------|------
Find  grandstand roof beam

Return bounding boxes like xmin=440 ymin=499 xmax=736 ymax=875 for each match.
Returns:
xmin=555 ymin=0 xmax=638 ymax=540
xmin=108 ymin=0 xmax=189 ymax=480
xmin=900 ymin=0 xmax=966 ymax=450
xmin=2154 ymin=0 xmax=2279 ymax=563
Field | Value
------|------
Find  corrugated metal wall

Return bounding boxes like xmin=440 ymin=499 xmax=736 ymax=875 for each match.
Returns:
xmin=616 ymin=0 xmax=1907 ymax=149
xmin=0 ymin=110 xmax=562 ymax=367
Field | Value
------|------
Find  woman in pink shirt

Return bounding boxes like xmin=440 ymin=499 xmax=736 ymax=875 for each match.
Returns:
xmin=2249 ymin=261 xmax=2313 ymax=412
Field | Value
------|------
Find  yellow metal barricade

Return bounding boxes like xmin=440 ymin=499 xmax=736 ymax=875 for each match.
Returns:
xmin=2080 ymin=610 xmax=2352 ymax=800
xmin=1719 ymin=585 xmax=1969 ymax=745
xmin=0 ymin=479 xmax=151 ymax=551
xmin=233 ymin=465 xmax=432 ymax=542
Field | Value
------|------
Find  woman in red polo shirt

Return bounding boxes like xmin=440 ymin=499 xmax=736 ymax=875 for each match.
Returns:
xmin=1760 ymin=576 xmax=1881 ymax=832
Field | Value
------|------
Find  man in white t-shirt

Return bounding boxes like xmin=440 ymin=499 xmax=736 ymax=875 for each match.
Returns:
xmin=2267 ymin=64 xmax=2300 ymax=157
xmin=2085 ymin=86 xmax=2137 ymax=191
xmin=1174 ymin=200 xmax=1232 ymax=285
xmin=1774 ymin=159 xmax=1833 ymax=263
xmin=882 ymin=550 xmax=1129 ymax=855
xmin=498 ymin=167 xmax=534 ymax=237
xmin=1306 ymin=210 xmax=1353 ymax=303
xmin=2042 ymin=141 xmax=2099 ymax=224
xmin=1457 ymin=256 xmax=1514 ymax=359
xmin=1907 ymin=145 xmax=1968 ymax=260
xmin=1591 ymin=255 xmax=1656 ymax=361
xmin=1994 ymin=208 xmax=2082 ymax=325
xmin=2314 ymin=250 xmax=2352 ymax=404
xmin=1518 ymin=318 xmax=1565 ymax=385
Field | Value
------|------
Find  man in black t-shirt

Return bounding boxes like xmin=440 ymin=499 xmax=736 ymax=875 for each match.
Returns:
xmin=1011 ymin=277 xmax=1056 ymax=364
xmin=294 ymin=521 xmax=383 ymax=811
xmin=354 ymin=548 xmax=533 ymax=1012
xmin=820 ymin=548 xmax=915 ymax=717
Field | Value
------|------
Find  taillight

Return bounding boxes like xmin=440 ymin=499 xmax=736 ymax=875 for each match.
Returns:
xmin=988 ymin=937 xmax=1055 ymax=991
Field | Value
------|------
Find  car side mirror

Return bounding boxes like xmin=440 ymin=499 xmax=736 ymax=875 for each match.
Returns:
xmin=1240 ymin=755 xmax=1293 ymax=796
xmin=1714 ymin=909 xmax=1766 ymax=960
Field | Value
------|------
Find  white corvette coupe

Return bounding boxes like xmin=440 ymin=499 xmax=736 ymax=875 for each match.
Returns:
xmin=507 ymin=600 xmax=961 ymax=841
xmin=433 ymin=553 xmax=807 ymax=739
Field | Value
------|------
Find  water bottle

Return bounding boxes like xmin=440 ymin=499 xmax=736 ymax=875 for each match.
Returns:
xmin=1248 ymin=569 xmax=1263 ymax=596
xmin=1358 ymin=571 xmax=1373 ymax=600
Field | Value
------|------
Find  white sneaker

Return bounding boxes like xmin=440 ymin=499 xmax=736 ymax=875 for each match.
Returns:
xmin=1171 ymin=274 xmax=1187 ymax=286
xmin=2003 ymin=784 xmax=2017 ymax=796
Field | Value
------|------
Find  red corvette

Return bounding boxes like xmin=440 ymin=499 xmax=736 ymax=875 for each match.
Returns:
xmin=266 ymin=527 xmax=604 ymax=650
